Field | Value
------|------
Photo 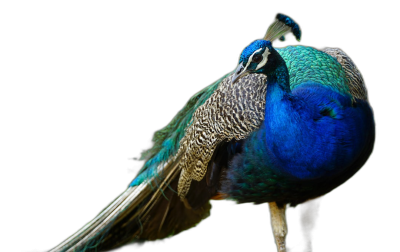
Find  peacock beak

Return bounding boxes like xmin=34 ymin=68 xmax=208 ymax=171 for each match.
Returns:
xmin=232 ymin=62 xmax=250 ymax=84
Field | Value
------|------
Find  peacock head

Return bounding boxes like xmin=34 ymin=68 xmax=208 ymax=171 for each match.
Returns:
xmin=232 ymin=40 xmax=277 ymax=83
xmin=231 ymin=13 xmax=301 ymax=84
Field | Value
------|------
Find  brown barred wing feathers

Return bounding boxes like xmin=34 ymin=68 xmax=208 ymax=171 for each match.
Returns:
xmin=176 ymin=73 xmax=268 ymax=201
xmin=322 ymin=47 xmax=367 ymax=101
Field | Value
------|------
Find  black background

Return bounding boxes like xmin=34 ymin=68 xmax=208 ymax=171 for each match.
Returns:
xmin=9 ymin=1 xmax=398 ymax=252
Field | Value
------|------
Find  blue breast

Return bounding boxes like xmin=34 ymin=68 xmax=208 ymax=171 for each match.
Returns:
xmin=222 ymin=82 xmax=374 ymax=204
xmin=263 ymin=82 xmax=373 ymax=179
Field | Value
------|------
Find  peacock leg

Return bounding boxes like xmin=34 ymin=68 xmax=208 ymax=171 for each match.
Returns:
xmin=299 ymin=200 xmax=320 ymax=252
xmin=269 ymin=202 xmax=287 ymax=252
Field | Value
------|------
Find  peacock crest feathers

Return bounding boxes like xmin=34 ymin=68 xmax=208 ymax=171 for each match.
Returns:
xmin=264 ymin=13 xmax=301 ymax=42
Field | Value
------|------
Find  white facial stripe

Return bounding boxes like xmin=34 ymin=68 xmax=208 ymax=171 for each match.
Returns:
xmin=243 ymin=48 xmax=263 ymax=72
xmin=255 ymin=47 xmax=270 ymax=70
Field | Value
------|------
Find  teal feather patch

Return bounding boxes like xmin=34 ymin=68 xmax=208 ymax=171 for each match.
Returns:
xmin=277 ymin=46 xmax=351 ymax=97
xmin=130 ymin=72 xmax=231 ymax=186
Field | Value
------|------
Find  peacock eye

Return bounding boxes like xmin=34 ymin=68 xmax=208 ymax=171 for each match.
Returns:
xmin=252 ymin=54 xmax=263 ymax=63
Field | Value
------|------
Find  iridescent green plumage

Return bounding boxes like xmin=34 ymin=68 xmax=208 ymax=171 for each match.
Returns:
xmin=49 ymin=13 xmax=373 ymax=252
xmin=133 ymin=46 xmax=353 ymax=187
xmin=131 ymin=73 xmax=230 ymax=186
xmin=279 ymin=46 xmax=350 ymax=95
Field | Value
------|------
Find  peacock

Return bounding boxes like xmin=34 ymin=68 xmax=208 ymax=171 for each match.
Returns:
xmin=48 ymin=14 xmax=375 ymax=252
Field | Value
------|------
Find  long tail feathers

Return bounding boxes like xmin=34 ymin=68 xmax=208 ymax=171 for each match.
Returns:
xmin=49 ymin=186 xmax=148 ymax=252
xmin=48 ymin=153 xmax=212 ymax=252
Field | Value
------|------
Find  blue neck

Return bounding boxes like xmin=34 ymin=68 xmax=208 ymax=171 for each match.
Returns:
xmin=263 ymin=62 xmax=314 ymax=179
xmin=265 ymin=61 xmax=290 ymax=94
